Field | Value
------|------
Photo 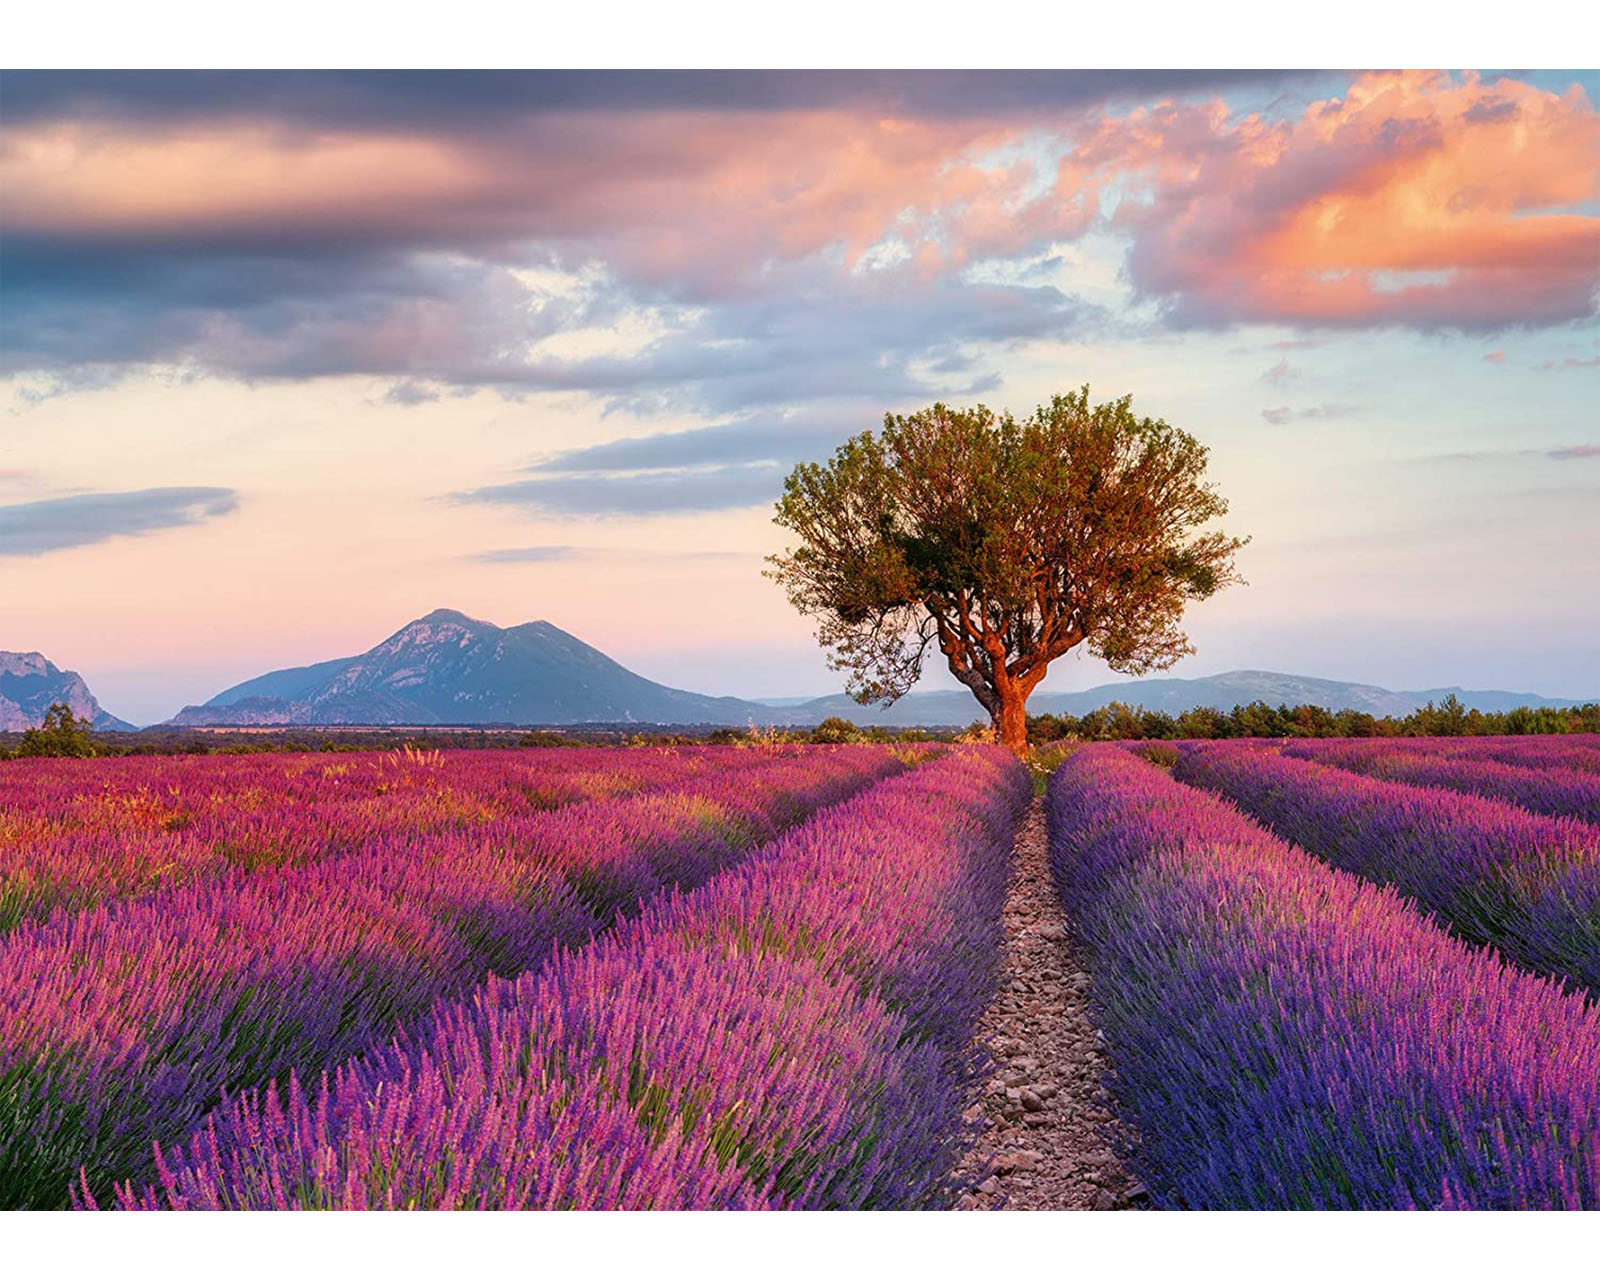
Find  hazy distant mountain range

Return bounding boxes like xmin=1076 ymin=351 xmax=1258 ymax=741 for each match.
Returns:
xmin=7 ymin=611 xmax=1593 ymax=732
xmin=764 ymin=671 xmax=1597 ymax=725
xmin=0 ymin=651 xmax=135 ymax=732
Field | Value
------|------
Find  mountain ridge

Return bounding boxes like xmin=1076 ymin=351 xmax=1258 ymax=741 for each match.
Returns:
xmin=771 ymin=669 xmax=1595 ymax=726
xmin=0 ymin=651 xmax=136 ymax=732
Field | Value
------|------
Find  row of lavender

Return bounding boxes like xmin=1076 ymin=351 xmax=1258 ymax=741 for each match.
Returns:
xmin=1 ymin=746 xmax=906 ymax=1207
xmin=1396 ymin=733 xmax=1600 ymax=774
xmin=1047 ymin=745 xmax=1600 ymax=1209
xmin=84 ymin=748 xmax=1030 ymax=1209
xmin=0 ymin=747 xmax=758 ymax=930
xmin=1280 ymin=737 xmax=1600 ymax=826
xmin=1172 ymin=743 xmax=1600 ymax=997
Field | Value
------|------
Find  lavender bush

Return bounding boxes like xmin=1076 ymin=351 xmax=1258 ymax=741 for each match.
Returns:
xmin=90 ymin=748 xmax=1030 ymax=1210
xmin=1048 ymin=745 xmax=1600 ymax=1210
xmin=1174 ymin=742 xmax=1600 ymax=996
xmin=1284 ymin=738 xmax=1600 ymax=826
xmin=0 ymin=746 xmax=901 ymax=1207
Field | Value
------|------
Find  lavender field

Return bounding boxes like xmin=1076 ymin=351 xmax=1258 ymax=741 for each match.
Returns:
xmin=2 ymin=736 xmax=1597 ymax=1210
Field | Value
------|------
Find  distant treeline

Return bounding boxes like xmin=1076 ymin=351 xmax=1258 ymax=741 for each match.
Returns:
xmin=1025 ymin=694 xmax=1600 ymax=743
xmin=5 ymin=697 xmax=1598 ymax=760
xmin=0 ymin=705 xmax=958 ymax=759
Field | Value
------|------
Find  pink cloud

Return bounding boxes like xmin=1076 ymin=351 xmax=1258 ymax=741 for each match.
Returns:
xmin=1536 ymin=355 xmax=1600 ymax=370
xmin=1095 ymin=71 xmax=1600 ymax=329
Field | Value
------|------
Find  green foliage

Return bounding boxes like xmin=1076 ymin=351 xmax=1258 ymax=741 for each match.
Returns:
xmin=16 ymin=703 xmax=96 ymax=758
xmin=1026 ymin=741 xmax=1080 ymax=793
xmin=1135 ymin=742 xmax=1182 ymax=768
xmin=810 ymin=716 xmax=864 ymax=745
xmin=1026 ymin=697 xmax=1600 ymax=743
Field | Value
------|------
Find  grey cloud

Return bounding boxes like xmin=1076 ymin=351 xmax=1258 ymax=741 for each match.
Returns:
xmin=4 ymin=235 xmax=1095 ymax=419
xmin=0 ymin=68 xmax=1117 ymax=411
xmin=471 ymin=546 xmax=583 ymax=563
xmin=455 ymin=463 xmax=789 ymax=516
xmin=529 ymin=406 xmax=870 ymax=474
xmin=470 ymin=545 xmax=747 ymax=563
xmin=0 ymin=487 xmax=239 ymax=556
xmin=454 ymin=404 xmax=884 ymax=520
xmin=1 ymin=70 xmax=1307 ymax=130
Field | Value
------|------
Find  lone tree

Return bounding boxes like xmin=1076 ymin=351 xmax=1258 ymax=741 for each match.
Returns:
xmin=768 ymin=387 xmax=1246 ymax=755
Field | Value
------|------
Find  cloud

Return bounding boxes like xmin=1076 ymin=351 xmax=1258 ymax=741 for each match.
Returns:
xmin=470 ymin=544 xmax=746 ymax=563
xmin=2 ymin=69 xmax=1593 ymax=410
xmin=1260 ymin=359 xmax=1299 ymax=386
xmin=455 ymin=463 xmax=789 ymax=517
xmin=457 ymin=405 xmax=884 ymax=519
xmin=0 ymin=487 xmax=239 ymax=556
xmin=1420 ymin=443 xmax=1600 ymax=464
xmin=1260 ymin=403 xmax=1354 ymax=426
xmin=471 ymin=545 xmax=583 ymax=563
xmin=530 ymin=406 xmax=870 ymax=473
xmin=1535 ymin=355 xmax=1600 ymax=370
xmin=0 ymin=70 xmax=1300 ymax=130
xmin=1106 ymin=71 xmax=1600 ymax=329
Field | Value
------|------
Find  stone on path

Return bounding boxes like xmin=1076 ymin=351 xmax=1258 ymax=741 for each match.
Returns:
xmin=952 ymin=794 xmax=1142 ymax=1211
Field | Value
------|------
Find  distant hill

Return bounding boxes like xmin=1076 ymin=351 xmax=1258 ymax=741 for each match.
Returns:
xmin=166 ymin=609 xmax=764 ymax=727
xmin=0 ymin=651 xmax=135 ymax=731
xmin=767 ymin=669 xmax=1598 ymax=726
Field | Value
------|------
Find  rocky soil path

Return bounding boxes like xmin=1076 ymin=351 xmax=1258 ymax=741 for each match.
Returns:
xmin=955 ymin=795 xmax=1145 ymax=1211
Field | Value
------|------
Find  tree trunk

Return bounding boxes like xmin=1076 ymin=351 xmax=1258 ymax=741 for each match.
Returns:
xmin=992 ymin=686 xmax=1030 ymax=757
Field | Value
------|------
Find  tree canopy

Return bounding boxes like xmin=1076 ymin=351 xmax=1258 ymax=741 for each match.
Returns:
xmin=768 ymin=387 xmax=1247 ymax=753
xmin=17 ymin=703 xmax=97 ymax=758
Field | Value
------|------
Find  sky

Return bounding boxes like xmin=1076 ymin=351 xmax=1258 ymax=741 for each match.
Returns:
xmin=2 ymin=68 xmax=1597 ymax=725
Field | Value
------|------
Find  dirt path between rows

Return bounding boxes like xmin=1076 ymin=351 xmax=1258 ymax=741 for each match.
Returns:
xmin=955 ymin=794 xmax=1144 ymax=1211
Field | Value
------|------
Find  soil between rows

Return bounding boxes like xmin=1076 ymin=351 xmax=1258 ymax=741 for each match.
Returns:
xmin=955 ymin=795 xmax=1144 ymax=1211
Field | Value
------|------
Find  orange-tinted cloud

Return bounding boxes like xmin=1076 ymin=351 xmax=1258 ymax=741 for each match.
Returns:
xmin=1100 ymin=71 xmax=1600 ymax=328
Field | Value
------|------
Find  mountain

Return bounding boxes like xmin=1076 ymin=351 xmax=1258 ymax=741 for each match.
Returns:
xmin=767 ymin=669 xmax=1597 ymax=726
xmin=0 ymin=651 xmax=136 ymax=732
xmin=166 ymin=609 xmax=766 ymax=727
xmin=167 ymin=611 xmax=1594 ymax=729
